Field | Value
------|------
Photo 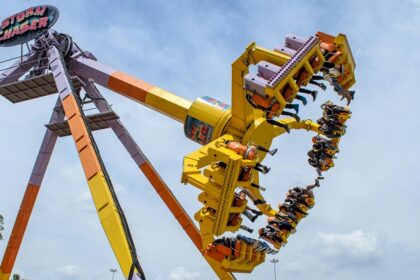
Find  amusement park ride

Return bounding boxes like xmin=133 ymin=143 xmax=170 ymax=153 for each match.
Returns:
xmin=0 ymin=5 xmax=356 ymax=280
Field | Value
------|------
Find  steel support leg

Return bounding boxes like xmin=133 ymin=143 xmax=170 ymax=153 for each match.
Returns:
xmin=0 ymin=98 xmax=64 ymax=280
xmin=48 ymin=47 xmax=144 ymax=280
xmin=81 ymin=80 xmax=236 ymax=280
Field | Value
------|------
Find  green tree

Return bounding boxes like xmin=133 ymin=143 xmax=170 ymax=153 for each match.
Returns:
xmin=0 ymin=214 xmax=4 ymax=240
xmin=12 ymin=274 xmax=20 ymax=280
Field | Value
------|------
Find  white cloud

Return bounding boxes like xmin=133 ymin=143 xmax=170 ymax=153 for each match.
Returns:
xmin=280 ymin=260 xmax=303 ymax=273
xmin=58 ymin=164 xmax=84 ymax=183
xmin=77 ymin=190 xmax=91 ymax=203
xmin=114 ymin=182 xmax=127 ymax=195
xmin=317 ymin=230 xmax=384 ymax=267
xmin=1 ymin=1 xmax=419 ymax=280
xmin=168 ymin=267 xmax=201 ymax=280
xmin=58 ymin=265 xmax=81 ymax=277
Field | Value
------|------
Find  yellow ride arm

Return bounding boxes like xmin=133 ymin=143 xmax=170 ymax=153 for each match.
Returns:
xmin=50 ymin=47 xmax=144 ymax=280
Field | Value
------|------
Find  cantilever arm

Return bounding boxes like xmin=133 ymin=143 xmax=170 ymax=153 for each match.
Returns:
xmin=69 ymin=55 xmax=192 ymax=123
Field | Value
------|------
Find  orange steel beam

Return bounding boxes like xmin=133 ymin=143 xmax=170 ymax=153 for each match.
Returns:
xmin=140 ymin=162 xmax=202 ymax=249
xmin=81 ymin=80 xmax=236 ymax=280
xmin=61 ymin=93 xmax=143 ymax=278
xmin=0 ymin=98 xmax=64 ymax=280
xmin=49 ymin=46 xmax=145 ymax=279
xmin=0 ymin=184 xmax=40 ymax=280
xmin=82 ymin=80 xmax=204 ymax=247
xmin=70 ymin=57 xmax=192 ymax=123
xmin=140 ymin=162 xmax=236 ymax=280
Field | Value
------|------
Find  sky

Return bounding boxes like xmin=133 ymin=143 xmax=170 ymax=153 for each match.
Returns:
xmin=0 ymin=0 xmax=419 ymax=279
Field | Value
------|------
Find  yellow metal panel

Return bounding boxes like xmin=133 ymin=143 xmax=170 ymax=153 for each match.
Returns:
xmin=0 ymin=272 xmax=10 ymax=280
xmin=186 ymin=97 xmax=232 ymax=141
xmin=186 ymin=174 xmax=221 ymax=197
xmin=213 ymin=155 xmax=242 ymax=236
xmin=230 ymin=44 xmax=292 ymax=133
xmin=273 ymin=118 xmax=320 ymax=137
xmin=204 ymin=256 xmax=237 ymax=280
xmin=242 ymin=117 xmax=275 ymax=162
xmin=230 ymin=42 xmax=254 ymax=133
xmin=145 ymin=87 xmax=192 ymax=123
xmin=188 ymin=98 xmax=226 ymax=128
xmin=250 ymin=45 xmax=290 ymax=65
xmin=198 ymin=192 xmax=219 ymax=210
xmin=334 ymin=34 xmax=356 ymax=89
xmin=87 ymin=172 xmax=134 ymax=278
xmin=203 ymin=165 xmax=226 ymax=185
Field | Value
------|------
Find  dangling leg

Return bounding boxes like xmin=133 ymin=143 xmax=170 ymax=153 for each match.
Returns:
xmin=242 ymin=209 xmax=255 ymax=221
xmin=299 ymin=88 xmax=318 ymax=101
xmin=255 ymin=145 xmax=277 ymax=156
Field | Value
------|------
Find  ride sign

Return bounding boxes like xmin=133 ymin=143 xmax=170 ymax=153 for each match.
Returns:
xmin=0 ymin=5 xmax=59 ymax=47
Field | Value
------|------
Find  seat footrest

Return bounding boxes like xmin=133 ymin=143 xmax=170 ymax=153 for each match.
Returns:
xmin=205 ymin=239 xmax=266 ymax=273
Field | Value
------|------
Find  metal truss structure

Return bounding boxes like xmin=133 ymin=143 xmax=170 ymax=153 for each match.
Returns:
xmin=0 ymin=19 xmax=356 ymax=280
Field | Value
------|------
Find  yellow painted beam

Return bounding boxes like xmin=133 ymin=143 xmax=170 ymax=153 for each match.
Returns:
xmin=62 ymin=94 xmax=139 ymax=279
xmin=87 ymin=172 xmax=135 ymax=277
xmin=108 ymin=71 xmax=192 ymax=123
xmin=273 ymin=118 xmax=321 ymax=137
xmin=0 ymin=272 xmax=10 ymax=280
